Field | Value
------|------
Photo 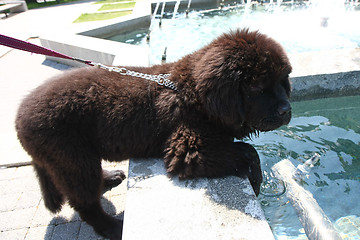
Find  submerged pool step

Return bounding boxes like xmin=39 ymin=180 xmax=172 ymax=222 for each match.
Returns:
xmin=272 ymin=158 xmax=343 ymax=240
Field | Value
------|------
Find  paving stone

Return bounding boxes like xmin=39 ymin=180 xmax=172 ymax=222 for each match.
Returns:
xmin=16 ymin=191 xmax=42 ymax=210
xmin=25 ymin=225 xmax=54 ymax=240
xmin=0 ymin=207 xmax=37 ymax=231
xmin=30 ymin=201 xmax=57 ymax=228
xmin=104 ymin=179 xmax=128 ymax=197
xmin=0 ymin=179 xmax=13 ymax=195
xmin=100 ymin=196 xmax=118 ymax=216
xmin=0 ymin=192 xmax=21 ymax=212
xmin=0 ymin=228 xmax=28 ymax=240
xmin=1 ymin=177 xmax=40 ymax=194
xmin=0 ymin=167 xmax=17 ymax=181
xmin=51 ymin=222 xmax=81 ymax=240
xmin=13 ymin=165 xmax=36 ymax=179
xmin=0 ymin=166 xmax=33 ymax=181
xmin=53 ymin=204 xmax=81 ymax=225
xmin=108 ymin=195 xmax=126 ymax=218
xmin=32 ymin=200 xmax=81 ymax=227
xmin=78 ymin=222 xmax=105 ymax=240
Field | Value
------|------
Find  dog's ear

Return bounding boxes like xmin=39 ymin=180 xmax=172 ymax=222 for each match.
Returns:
xmin=194 ymin=47 xmax=245 ymax=128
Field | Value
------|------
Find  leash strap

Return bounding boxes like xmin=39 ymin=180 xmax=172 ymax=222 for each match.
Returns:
xmin=0 ymin=34 xmax=177 ymax=90
xmin=0 ymin=34 xmax=94 ymax=66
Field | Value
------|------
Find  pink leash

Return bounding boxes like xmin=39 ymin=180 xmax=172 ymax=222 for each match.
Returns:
xmin=0 ymin=34 xmax=178 ymax=90
xmin=0 ymin=34 xmax=94 ymax=66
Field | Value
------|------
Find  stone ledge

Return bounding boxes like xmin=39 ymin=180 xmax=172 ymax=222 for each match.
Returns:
xmin=291 ymin=70 xmax=360 ymax=101
xmin=289 ymin=48 xmax=360 ymax=101
xmin=79 ymin=14 xmax=151 ymax=40
xmin=0 ymin=1 xmax=27 ymax=14
xmin=122 ymin=158 xmax=275 ymax=240
xmin=40 ymin=33 xmax=149 ymax=67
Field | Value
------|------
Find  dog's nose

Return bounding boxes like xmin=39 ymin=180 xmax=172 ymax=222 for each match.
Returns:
xmin=278 ymin=102 xmax=291 ymax=116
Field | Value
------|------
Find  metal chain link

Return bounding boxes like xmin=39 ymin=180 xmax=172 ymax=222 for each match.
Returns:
xmin=128 ymin=174 xmax=155 ymax=188
xmin=93 ymin=63 xmax=177 ymax=91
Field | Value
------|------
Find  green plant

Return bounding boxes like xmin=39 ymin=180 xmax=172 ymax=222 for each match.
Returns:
xmin=26 ymin=0 xmax=79 ymax=10
xmin=98 ymin=2 xmax=135 ymax=11
xmin=73 ymin=10 xmax=132 ymax=23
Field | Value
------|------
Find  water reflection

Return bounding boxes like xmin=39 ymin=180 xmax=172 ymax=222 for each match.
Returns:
xmin=251 ymin=96 xmax=360 ymax=239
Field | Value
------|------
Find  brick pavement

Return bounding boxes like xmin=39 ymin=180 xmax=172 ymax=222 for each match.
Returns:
xmin=0 ymin=161 xmax=128 ymax=240
xmin=0 ymin=3 xmax=131 ymax=239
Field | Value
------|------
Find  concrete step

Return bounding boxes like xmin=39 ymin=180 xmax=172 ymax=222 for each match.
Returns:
xmin=122 ymin=158 xmax=275 ymax=240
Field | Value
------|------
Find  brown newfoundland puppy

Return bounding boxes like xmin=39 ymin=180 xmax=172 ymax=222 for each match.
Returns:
xmin=16 ymin=29 xmax=292 ymax=239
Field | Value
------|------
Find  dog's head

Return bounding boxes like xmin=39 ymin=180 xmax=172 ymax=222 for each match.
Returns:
xmin=194 ymin=29 xmax=292 ymax=138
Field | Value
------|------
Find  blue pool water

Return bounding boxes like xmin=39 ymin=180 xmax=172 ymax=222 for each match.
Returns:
xmin=107 ymin=3 xmax=360 ymax=64
xmin=252 ymin=95 xmax=360 ymax=239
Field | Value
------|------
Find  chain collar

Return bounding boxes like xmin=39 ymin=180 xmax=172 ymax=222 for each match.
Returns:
xmin=93 ymin=63 xmax=177 ymax=91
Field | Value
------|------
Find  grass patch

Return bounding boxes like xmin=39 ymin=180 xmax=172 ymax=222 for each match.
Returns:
xmin=26 ymin=0 xmax=80 ymax=10
xmin=73 ymin=10 xmax=132 ymax=23
xmin=94 ymin=0 xmax=134 ymax=4
xmin=98 ymin=2 xmax=135 ymax=11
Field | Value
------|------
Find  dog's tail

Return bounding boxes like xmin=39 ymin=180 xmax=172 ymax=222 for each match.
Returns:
xmin=33 ymin=163 xmax=64 ymax=213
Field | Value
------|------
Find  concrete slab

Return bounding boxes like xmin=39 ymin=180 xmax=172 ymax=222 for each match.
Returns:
xmin=40 ymin=33 xmax=150 ymax=67
xmin=289 ymin=48 xmax=360 ymax=101
xmin=9 ymin=1 xmax=28 ymax=13
xmin=289 ymin=48 xmax=360 ymax=77
xmin=291 ymin=70 xmax=360 ymax=101
xmin=123 ymin=158 xmax=275 ymax=240
xmin=79 ymin=0 xmax=151 ymax=39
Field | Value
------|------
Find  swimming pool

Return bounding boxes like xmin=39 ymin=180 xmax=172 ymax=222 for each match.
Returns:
xmin=253 ymin=95 xmax=360 ymax=239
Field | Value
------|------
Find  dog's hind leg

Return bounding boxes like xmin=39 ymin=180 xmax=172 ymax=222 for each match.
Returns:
xmin=75 ymin=199 xmax=123 ymax=240
xmin=70 ymin=172 xmax=123 ymax=239
xmin=33 ymin=162 xmax=65 ymax=213
xmin=49 ymin=155 xmax=123 ymax=240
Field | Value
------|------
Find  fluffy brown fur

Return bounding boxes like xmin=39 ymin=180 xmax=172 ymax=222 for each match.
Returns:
xmin=16 ymin=29 xmax=292 ymax=239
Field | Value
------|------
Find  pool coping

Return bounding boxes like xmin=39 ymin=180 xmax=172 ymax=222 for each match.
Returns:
xmin=289 ymin=48 xmax=360 ymax=101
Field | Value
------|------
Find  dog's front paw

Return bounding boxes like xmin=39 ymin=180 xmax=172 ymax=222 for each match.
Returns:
xmin=102 ymin=169 xmax=126 ymax=192
xmin=233 ymin=142 xmax=262 ymax=196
